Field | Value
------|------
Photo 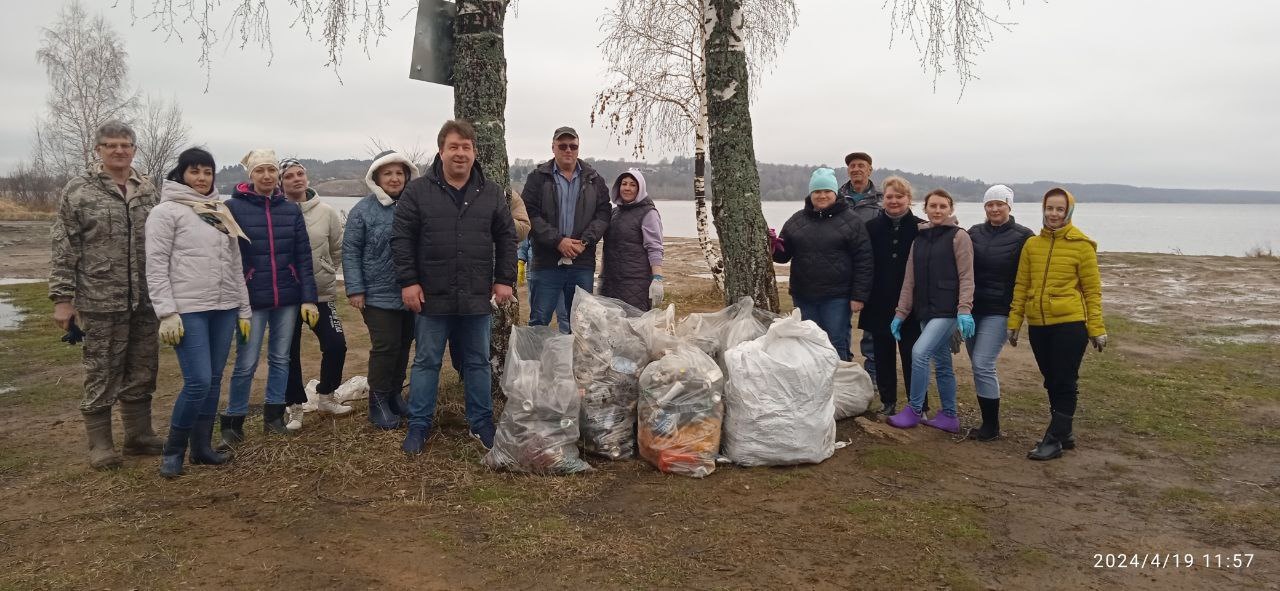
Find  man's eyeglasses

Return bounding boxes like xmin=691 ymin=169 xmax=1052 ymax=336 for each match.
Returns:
xmin=556 ymin=143 xmax=579 ymax=152
xmin=98 ymin=142 xmax=134 ymax=151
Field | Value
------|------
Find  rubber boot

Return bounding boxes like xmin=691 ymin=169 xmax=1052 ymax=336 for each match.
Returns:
xmin=968 ymin=397 xmax=1001 ymax=441
xmin=368 ymin=390 xmax=401 ymax=430
xmin=262 ymin=403 xmax=290 ymax=435
xmin=159 ymin=427 xmax=190 ymax=479
xmin=384 ymin=388 xmax=409 ymax=419
xmin=1048 ymin=405 xmax=1076 ymax=449
xmin=120 ymin=400 xmax=165 ymax=456
xmin=189 ymin=415 xmax=231 ymax=465
xmin=1028 ymin=411 xmax=1072 ymax=461
xmin=83 ymin=409 xmax=123 ymax=470
xmin=217 ymin=414 xmax=244 ymax=452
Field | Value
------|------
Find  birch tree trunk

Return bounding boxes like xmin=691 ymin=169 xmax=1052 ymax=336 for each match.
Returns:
xmin=454 ymin=0 xmax=515 ymax=399
xmin=704 ymin=0 xmax=779 ymax=311
xmin=693 ymin=92 xmax=725 ymax=292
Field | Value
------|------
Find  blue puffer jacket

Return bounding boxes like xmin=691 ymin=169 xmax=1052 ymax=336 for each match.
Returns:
xmin=226 ymin=183 xmax=318 ymax=309
xmin=343 ymin=193 xmax=404 ymax=310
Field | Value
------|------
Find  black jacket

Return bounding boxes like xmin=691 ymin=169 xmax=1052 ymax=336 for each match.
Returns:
xmin=391 ymin=157 xmax=518 ymax=316
xmin=773 ymin=197 xmax=874 ymax=302
xmin=859 ymin=210 xmax=921 ymax=332
xmin=522 ymin=159 xmax=611 ymax=270
xmin=967 ymin=216 xmax=1034 ymax=316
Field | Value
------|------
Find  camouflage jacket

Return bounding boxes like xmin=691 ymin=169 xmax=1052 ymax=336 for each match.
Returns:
xmin=49 ymin=165 xmax=159 ymax=312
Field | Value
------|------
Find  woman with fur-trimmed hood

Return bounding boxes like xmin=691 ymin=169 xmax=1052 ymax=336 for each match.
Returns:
xmin=343 ymin=151 xmax=421 ymax=430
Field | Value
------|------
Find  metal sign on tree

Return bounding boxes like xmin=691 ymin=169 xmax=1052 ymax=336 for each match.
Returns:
xmin=409 ymin=0 xmax=457 ymax=86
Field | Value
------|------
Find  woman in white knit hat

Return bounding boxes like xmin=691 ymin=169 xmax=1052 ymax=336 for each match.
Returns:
xmin=963 ymin=185 xmax=1033 ymax=441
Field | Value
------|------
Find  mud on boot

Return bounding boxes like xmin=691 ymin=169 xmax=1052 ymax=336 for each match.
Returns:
xmin=120 ymin=400 xmax=165 ymax=456
xmin=83 ymin=409 xmax=123 ymax=470
xmin=159 ymin=427 xmax=191 ymax=479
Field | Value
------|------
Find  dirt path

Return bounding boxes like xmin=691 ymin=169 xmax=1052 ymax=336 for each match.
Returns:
xmin=1 ymin=236 xmax=1277 ymax=590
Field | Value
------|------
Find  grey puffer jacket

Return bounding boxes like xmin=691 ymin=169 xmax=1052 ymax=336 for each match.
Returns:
xmin=297 ymin=189 xmax=344 ymax=302
xmin=144 ymin=180 xmax=251 ymax=319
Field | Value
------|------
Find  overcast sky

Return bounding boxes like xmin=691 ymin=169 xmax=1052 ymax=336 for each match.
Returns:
xmin=2 ymin=0 xmax=1276 ymax=190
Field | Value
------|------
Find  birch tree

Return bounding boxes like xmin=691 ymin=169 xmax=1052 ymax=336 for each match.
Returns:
xmin=134 ymin=94 xmax=192 ymax=183
xmin=704 ymin=0 xmax=778 ymax=310
xmin=592 ymin=0 xmax=796 ymax=293
xmin=35 ymin=0 xmax=137 ymax=178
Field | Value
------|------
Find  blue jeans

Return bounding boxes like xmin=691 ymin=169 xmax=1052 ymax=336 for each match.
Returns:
xmin=408 ymin=314 xmax=494 ymax=432
xmin=965 ymin=314 xmax=1007 ymax=400
xmin=528 ymin=266 xmax=592 ymax=334
xmin=908 ymin=317 xmax=958 ymax=417
xmin=226 ymin=305 xmax=299 ymax=415
xmin=794 ymin=296 xmax=852 ymax=362
xmin=525 ymin=266 xmax=570 ymax=335
xmin=169 ymin=309 xmax=238 ymax=430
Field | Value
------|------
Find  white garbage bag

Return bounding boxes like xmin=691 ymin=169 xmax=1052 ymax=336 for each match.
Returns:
xmin=675 ymin=296 xmax=778 ymax=363
xmin=301 ymin=376 xmax=369 ymax=413
xmin=831 ymin=361 xmax=876 ymax=420
xmin=722 ymin=309 xmax=839 ymax=466
xmin=484 ymin=326 xmax=591 ymax=475
xmin=572 ymin=288 xmax=652 ymax=460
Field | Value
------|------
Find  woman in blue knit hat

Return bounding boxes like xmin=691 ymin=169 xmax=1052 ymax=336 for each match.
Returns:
xmin=771 ymin=167 xmax=875 ymax=360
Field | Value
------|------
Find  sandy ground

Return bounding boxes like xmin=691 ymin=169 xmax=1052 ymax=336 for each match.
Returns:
xmin=1 ymin=221 xmax=1278 ymax=590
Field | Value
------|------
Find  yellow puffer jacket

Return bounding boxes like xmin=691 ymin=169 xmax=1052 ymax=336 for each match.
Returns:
xmin=1008 ymin=189 xmax=1105 ymax=337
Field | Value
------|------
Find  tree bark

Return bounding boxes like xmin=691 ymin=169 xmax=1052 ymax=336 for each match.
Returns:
xmin=453 ymin=0 xmax=514 ymax=399
xmin=693 ymin=100 xmax=725 ymax=293
xmin=704 ymin=0 xmax=779 ymax=312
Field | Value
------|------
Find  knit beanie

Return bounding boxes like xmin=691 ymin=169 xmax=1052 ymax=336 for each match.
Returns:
xmin=808 ymin=167 xmax=839 ymax=194
xmin=165 ymin=147 xmax=217 ymax=185
xmin=241 ymin=149 xmax=278 ymax=173
xmin=983 ymin=184 xmax=1014 ymax=206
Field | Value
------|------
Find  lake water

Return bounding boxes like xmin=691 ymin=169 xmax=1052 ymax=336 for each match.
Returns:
xmin=319 ymin=197 xmax=1276 ymax=257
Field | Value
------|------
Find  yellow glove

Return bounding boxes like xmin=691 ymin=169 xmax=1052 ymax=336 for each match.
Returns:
xmin=237 ymin=318 xmax=252 ymax=345
xmin=300 ymin=303 xmax=320 ymax=328
xmin=517 ymin=260 xmax=526 ymax=286
xmin=158 ymin=314 xmax=184 ymax=346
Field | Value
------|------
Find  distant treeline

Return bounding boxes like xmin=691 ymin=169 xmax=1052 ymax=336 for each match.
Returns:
xmin=214 ymin=156 xmax=1280 ymax=204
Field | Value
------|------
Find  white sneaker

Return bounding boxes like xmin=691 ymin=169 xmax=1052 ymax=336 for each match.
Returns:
xmin=285 ymin=404 xmax=304 ymax=432
xmin=315 ymin=393 xmax=354 ymax=416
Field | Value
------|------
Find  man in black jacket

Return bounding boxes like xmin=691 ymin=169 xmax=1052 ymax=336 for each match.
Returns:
xmin=522 ymin=126 xmax=611 ymax=332
xmin=391 ymin=120 xmax=518 ymax=455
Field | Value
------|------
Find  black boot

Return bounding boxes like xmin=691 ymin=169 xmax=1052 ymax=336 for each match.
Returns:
xmin=217 ymin=414 xmax=244 ymax=451
xmin=262 ymin=403 xmax=290 ymax=435
xmin=190 ymin=415 xmax=231 ymax=465
xmin=368 ymin=390 xmax=402 ymax=430
xmin=159 ymin=427 xmax=191 ymax=479
xmin=1028 ymin=411 xmax=1072 ymax=461
xmin=968 ymin=398 xmax=1001 ymax=441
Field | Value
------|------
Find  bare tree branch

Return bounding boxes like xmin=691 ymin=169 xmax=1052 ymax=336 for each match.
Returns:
xmin=134 ymin=94 xmax=192 ymax=182
xmin=886 ymin=0 xmax=1019 ymax=96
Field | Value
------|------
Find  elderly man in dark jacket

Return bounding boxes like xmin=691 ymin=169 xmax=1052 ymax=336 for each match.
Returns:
xmin=392 ymin=120 xmax=518 ymax=455
xmin=521 ymin=126 xmax=611 ymax=333
xmin=773 ymin=168 xmax=874 ymax=361
xmin=838 ymin=151 xmax=885 ymax=380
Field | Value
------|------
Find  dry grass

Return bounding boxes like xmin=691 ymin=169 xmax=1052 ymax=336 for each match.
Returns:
xmin=0 ymin=197 xmax=55 ymax=221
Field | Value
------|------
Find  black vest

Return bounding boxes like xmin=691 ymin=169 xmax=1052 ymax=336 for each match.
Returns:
xmin=911 ymin=225 xmax=961 ymax=321
xmin=600 ymin=199 xmax=657 ymax=311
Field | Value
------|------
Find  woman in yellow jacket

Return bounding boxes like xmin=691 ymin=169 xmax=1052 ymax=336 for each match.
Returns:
xmin=1007 ymin=187 xmax=1107 ymax=461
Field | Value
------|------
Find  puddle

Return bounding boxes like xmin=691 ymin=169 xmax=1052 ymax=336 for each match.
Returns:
xmin=0 ymin=278 xmax=37 ymax=330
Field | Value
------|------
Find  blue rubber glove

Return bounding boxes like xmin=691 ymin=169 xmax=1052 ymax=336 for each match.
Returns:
xmin=957 ymin=314 xmax=976 ymax=340
xmin=890 ymin=317 xmax=903 ymax=342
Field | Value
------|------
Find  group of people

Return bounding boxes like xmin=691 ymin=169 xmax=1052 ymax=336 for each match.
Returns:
xmin=772 ymin=153 xmax=1107 ymax=461
xmin=49 ymin=120 xmax=665 ymax=476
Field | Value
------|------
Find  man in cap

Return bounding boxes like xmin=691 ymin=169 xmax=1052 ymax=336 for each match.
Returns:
xmin=50 ymin=120 xmax=164 ymax=469
xmin=838 ymin=151 xmax=885 ymax=381
xmin=521 ymin=126 xmax=611 ymax=332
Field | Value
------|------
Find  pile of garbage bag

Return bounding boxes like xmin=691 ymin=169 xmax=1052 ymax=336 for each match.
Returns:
xmin=637 ymin=343 xmax=725 ymax=478
xmin=484 ymin=326 xmax=592 ymax=475
xmin=675 ymin=296 xmax=778 ymax=364
xmin=571 ymin=288 xmax=652 ymax=460
xmin=722 ymin=310 xmax=839 ymax=466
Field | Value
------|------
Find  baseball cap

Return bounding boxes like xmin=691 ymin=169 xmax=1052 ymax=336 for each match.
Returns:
xmin=553 ymin=126 xmax=579 ymax=140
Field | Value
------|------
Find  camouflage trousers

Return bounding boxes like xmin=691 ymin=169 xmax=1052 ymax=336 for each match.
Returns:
xmin=78 ymin=308 xmax=159 ymax=414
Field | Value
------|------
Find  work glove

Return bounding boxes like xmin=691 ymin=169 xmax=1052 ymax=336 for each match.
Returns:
xmin=767 ymin=227 xmax=785 ymax=256
xmin=649 ymin=275 xmax=665 ymax=309
xmin=237 ymin=318 xmax=252 ymax=345
xmin=1090 ymin=334 xmax=1108 ymax=353
xmin=890 ymin=317 xmax=903 ymax=342
xmin=517 ymin=260 xmax=526 ymax=286
xmin=957 ymin=314 xmax=976 ymax=340
xmin=1006 ymin=327 xmax=1019 ymax=347
xmin=301 ymin=303 xmax=319 ymax=328
xmin=158 ymin=314 xmax=184 ymax=346
xmin=61 ymin=320 xmax=85 ymax=346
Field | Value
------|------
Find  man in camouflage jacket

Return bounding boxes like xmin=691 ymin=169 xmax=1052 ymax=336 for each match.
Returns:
xmin=49 ymin=121 xmax=164 ymax=470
